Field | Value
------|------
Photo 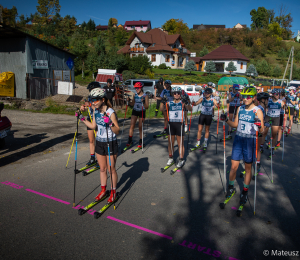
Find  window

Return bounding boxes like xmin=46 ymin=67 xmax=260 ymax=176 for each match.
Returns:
xmin=141 ymin=25 xmax=143 ymax=29
xmin=186 ymin=86 xmax=193 ymax=92
xmin=139 ymin=54 xmax=143 ymax=57
xmin=241 ymin=62 xmax=243 ymax=69
xmin=166 ymin=55 xmax=170 ymax=62
xmin=132 ymin=54 xmax=136 ymax=57
xmin=195 ymin=86 xmax=201 ymax=91
xmin=131 ymin=26 xmax=135 ymax=29
xmin=152 ymin=43 xmax=155 ymax=47
xmin=151 ymin=54 xmax=156 ymax=62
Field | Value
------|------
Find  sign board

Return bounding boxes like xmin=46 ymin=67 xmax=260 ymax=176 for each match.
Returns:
xmin=32 ymin=60 xmax=48 ymax=69
xmin=63 ymin=70 xmax=71 ymax=81
xmin=98 ymin=69 xmax=116 ymax=75
xmin=0 ymin=72 xmax=14 ymax=97
xmin=66 ymin=58 xmax=74 ymax=70
xmin=54 ymin=70 xmax=62 ymax=87
xmin=58 ymin=81 xmax=73 ymax=95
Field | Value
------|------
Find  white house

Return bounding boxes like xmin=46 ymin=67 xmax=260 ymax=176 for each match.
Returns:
xmin=200 ymin=45 xmax=249 ymax=74
xmin=117 ymin=28 xmax=191 ymax=69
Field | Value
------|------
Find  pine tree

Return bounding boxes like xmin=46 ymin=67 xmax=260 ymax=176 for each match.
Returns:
xmin=225 ymin=61 xmax=237 ymax=76
xmin=199 ymin=46 xmax=209 ymax=57
xmin=204 ymin=61 xmax=216 ymax=74
xmin=246 ymin=64 xmax=258 ymax=78
xmin=95 ymin=35 xmax=106 ymax=55
xmin=184 ymin=60 xmax=197 ymax=75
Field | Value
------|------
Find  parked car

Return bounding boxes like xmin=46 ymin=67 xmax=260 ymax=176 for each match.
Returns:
xmin=124 ymin=79 xmax=158 ymax=98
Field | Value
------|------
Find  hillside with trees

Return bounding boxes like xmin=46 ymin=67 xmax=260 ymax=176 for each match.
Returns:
xmin=2 ymin=1 xmax=300 ymax=85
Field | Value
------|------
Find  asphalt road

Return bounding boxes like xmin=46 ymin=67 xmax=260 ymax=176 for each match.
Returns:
xmin=1 ymin=109 xmax=300 ymax=260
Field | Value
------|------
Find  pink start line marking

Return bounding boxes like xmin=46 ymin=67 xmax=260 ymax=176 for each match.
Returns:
xmin=26 ymin=189 xmax=70 ymax=205
xmin=107 ymin=216 xmax=173 ymax=240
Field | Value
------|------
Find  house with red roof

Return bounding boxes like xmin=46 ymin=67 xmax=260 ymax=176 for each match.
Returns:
xmin=190 ymin=45 xmax=249 ymax=74
xmin=118 ymin=28 xmax=191 ymax=69
xmin=124 ymin=20 xmax=151 ymax=32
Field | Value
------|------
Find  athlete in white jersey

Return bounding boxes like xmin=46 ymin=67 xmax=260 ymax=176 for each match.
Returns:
xmin=220 ymin=87 xmax=264 ymax=207
xmin=80 ymin=88 xmax=120 ymax=203
xmin=163 ymin=86 xmax=192 ymax=168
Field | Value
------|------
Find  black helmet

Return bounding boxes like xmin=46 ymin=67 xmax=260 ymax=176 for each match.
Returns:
xmin=205 ymin=88 xmax=213 ymax=94
xmin=87 ymin=81 xmax=101 ymax=91
xmin=207 ymin=82 xmax=213 ymax=86
xmin=159 ymin=77 xmax=163 ymax=82
xmin=257 ymin=92 xmax=270 ymax=101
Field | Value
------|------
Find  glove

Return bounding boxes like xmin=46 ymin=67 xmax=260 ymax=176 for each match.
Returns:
xmin=182 ymin=95 xmax=189 ymax=105
xmin=141 ymin=97 xmax=145 ymax=104
xmin=79 ymin=114 xmax=85 ymax=121
xmin=192 ymin=101 xmax=196 ymax=106
xmin=285 ymin=96 xmax=290 ymax=101
xmin=215 ymin=96 xmax=220 ymax=103
xmin=254 ymin=118 xmax=262 ymax=128
xmin=220 ymin=114 xmax=227 ymax=121
xmin=103 ymin=115 xmax=110 ymax=124
xmin=162 ymin=95 xmax=168 ymax=104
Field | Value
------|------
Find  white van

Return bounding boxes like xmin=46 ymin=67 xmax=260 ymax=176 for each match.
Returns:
xmin=289 ymin=80 xmax=300 ymax=89
xmin=124 ymin=79 xmax=158 ymax=98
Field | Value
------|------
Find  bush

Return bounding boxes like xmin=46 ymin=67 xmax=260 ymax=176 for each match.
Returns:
xmin=129 ymin=55 xmax=152 ymax=74
xmin=122 ymin=70 xmax=136 ymax=81
xmin=158 ymin=63 xmax=168 ymax=69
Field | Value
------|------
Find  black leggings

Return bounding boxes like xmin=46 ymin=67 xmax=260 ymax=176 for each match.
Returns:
xmin=156 ymin=99 xmax=161 ymax=111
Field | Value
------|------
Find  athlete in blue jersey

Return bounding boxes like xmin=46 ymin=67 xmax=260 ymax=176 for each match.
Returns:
xmin=228 ymin=84 xmax=243 ymax=138
xmin=126 ymin=82 xmax=149 ymax=148
xmin=80 ymin=88 xmax=120 ymax=203
xmin=192 ymin=88 xmax=220 ymax=149
xmin=220 ymin=87 xmax=264 ymax=205
xmin=162 ymin=86 xmax=192 ymax=168
xmin=285 ymin=87 xmax=297 ymax=134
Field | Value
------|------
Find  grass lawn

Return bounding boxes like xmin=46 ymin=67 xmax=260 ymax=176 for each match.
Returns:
xmin=153 ymin=68 xmax=206 ymax=75
xmin=75 ymin=72 xmax=96 ymax=86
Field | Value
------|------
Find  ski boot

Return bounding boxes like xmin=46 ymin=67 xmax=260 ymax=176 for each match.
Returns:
xmin=267 ymin=148 xmax=274 ymax=160
xmin=176 ymin=158 xmax=185 ymax=168
xmin=275 ymin=141 xmax=281 ymax=150
xmin=203 ymin=142 xmax=208 ymax=153
xmin=287 ymin=128 xmax=291 ymax=135
xmin=86 ymin=156 xmax=96 ymax=167
xmin=155 ymin=110 xmax=158 ymax=117
xmin=107 ymin=189 xmax=117 ymax=203
xmin=239 ymin=190 xmax=248 ymax=205
xmin=219 ymin=185 xmax=236 ymax=209
xmin=167 ymin=158 xmax=174 ymax=166
xmin=260 ymin=145 xmax=264 ymax=153
xmin=95 ymin=187 xmax=107 ymax=201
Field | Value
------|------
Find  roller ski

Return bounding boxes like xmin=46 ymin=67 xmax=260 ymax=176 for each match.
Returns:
xmin=75 ymin=158 xmax=97 ymax=174
xmin=131 ymin=142 xmax=145 ymax=153
xmin=240 ymin=170 xmax=245 ymax=178
xmin=161 ymin=158 xmax=175 ymax=173
xmin=94 ymin=192 xmax=121 ymax=219
xmin=153 ymin=129 xmax=168 ymax=138
xmin=170 ymin=158 xmax=185 ymax=175
xmin=78 ymin=190 xmax=109 ymax=215
xmin=121 ymin=142 xmax=133 ymax=154
xmin=82 ymin=163 xmax=100 ymax=176
xmin=203 ymin=143 xmax=208 ymax=153
xmin=220 ymin=135 xmax=232 ymax=142
xmin=219 ymin=186 xmax=236 ymax=209
xmin=189 ymin=142 xmax=202 ymax=152
xmin=236 ymin=190 xmax=248 ymax=217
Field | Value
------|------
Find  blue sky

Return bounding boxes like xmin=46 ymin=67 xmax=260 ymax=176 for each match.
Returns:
xmin=3 ymin=0 xmax=300 ymax=35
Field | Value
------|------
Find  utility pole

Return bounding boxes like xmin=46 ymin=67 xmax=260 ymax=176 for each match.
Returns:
xmin=281 ymin=46 xmax=294 ymax=87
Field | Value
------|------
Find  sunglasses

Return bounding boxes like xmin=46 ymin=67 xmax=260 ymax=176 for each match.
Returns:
xmin=173 ymin=92 xmax=181 ymax=95
xmin=273 ymin=93 xmax=279 ymax=95
xmin=91 ymin=98 xmax=101 ymax=102
xmin=242 ymin=95 xmax=254 ymax=100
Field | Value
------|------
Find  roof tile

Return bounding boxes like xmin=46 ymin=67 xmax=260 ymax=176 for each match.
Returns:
xmin=201 ymin=45 xmax=249 ymax=61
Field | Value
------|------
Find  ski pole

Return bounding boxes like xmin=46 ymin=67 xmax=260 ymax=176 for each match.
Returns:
xmin=120 ymin=97 xmax=128 ymax=152
xmin=73 ymin=110 xmax=80 ymax=207
xmin=180 ymin=105 xmax=184 ymax=160
xmin=66 ymin=119 xmax=80 ymax=168
xmin=147 ymin=95 xmax=151 ymax=136
xmin=187 ymin=104 xmax=194 ymax=152
xmin=223 ymin=119 xmax=226 ymax=193
xmin=88 ymin=108 xmax=96 ymax=137
xmin=105 ymin=118 xmax=115 ymax=210
xmin=282 ymin=113 xmax=286 ymax=162
xmin=216 ymin=104 xmax=219 ymax=154
xmin=254 ymin=128 xmax=258 ymax=215
xmin=142 ymin=103 xmax=144 ymax=153
xmin=270 ymin=120 xmax=273 ymax=183
xmin=166 ymin=101 xmax=173 ymax=156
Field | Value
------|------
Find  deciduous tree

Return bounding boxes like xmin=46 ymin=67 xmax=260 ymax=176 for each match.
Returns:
xmin=36 ymin=0 xmax=61 ymax=24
